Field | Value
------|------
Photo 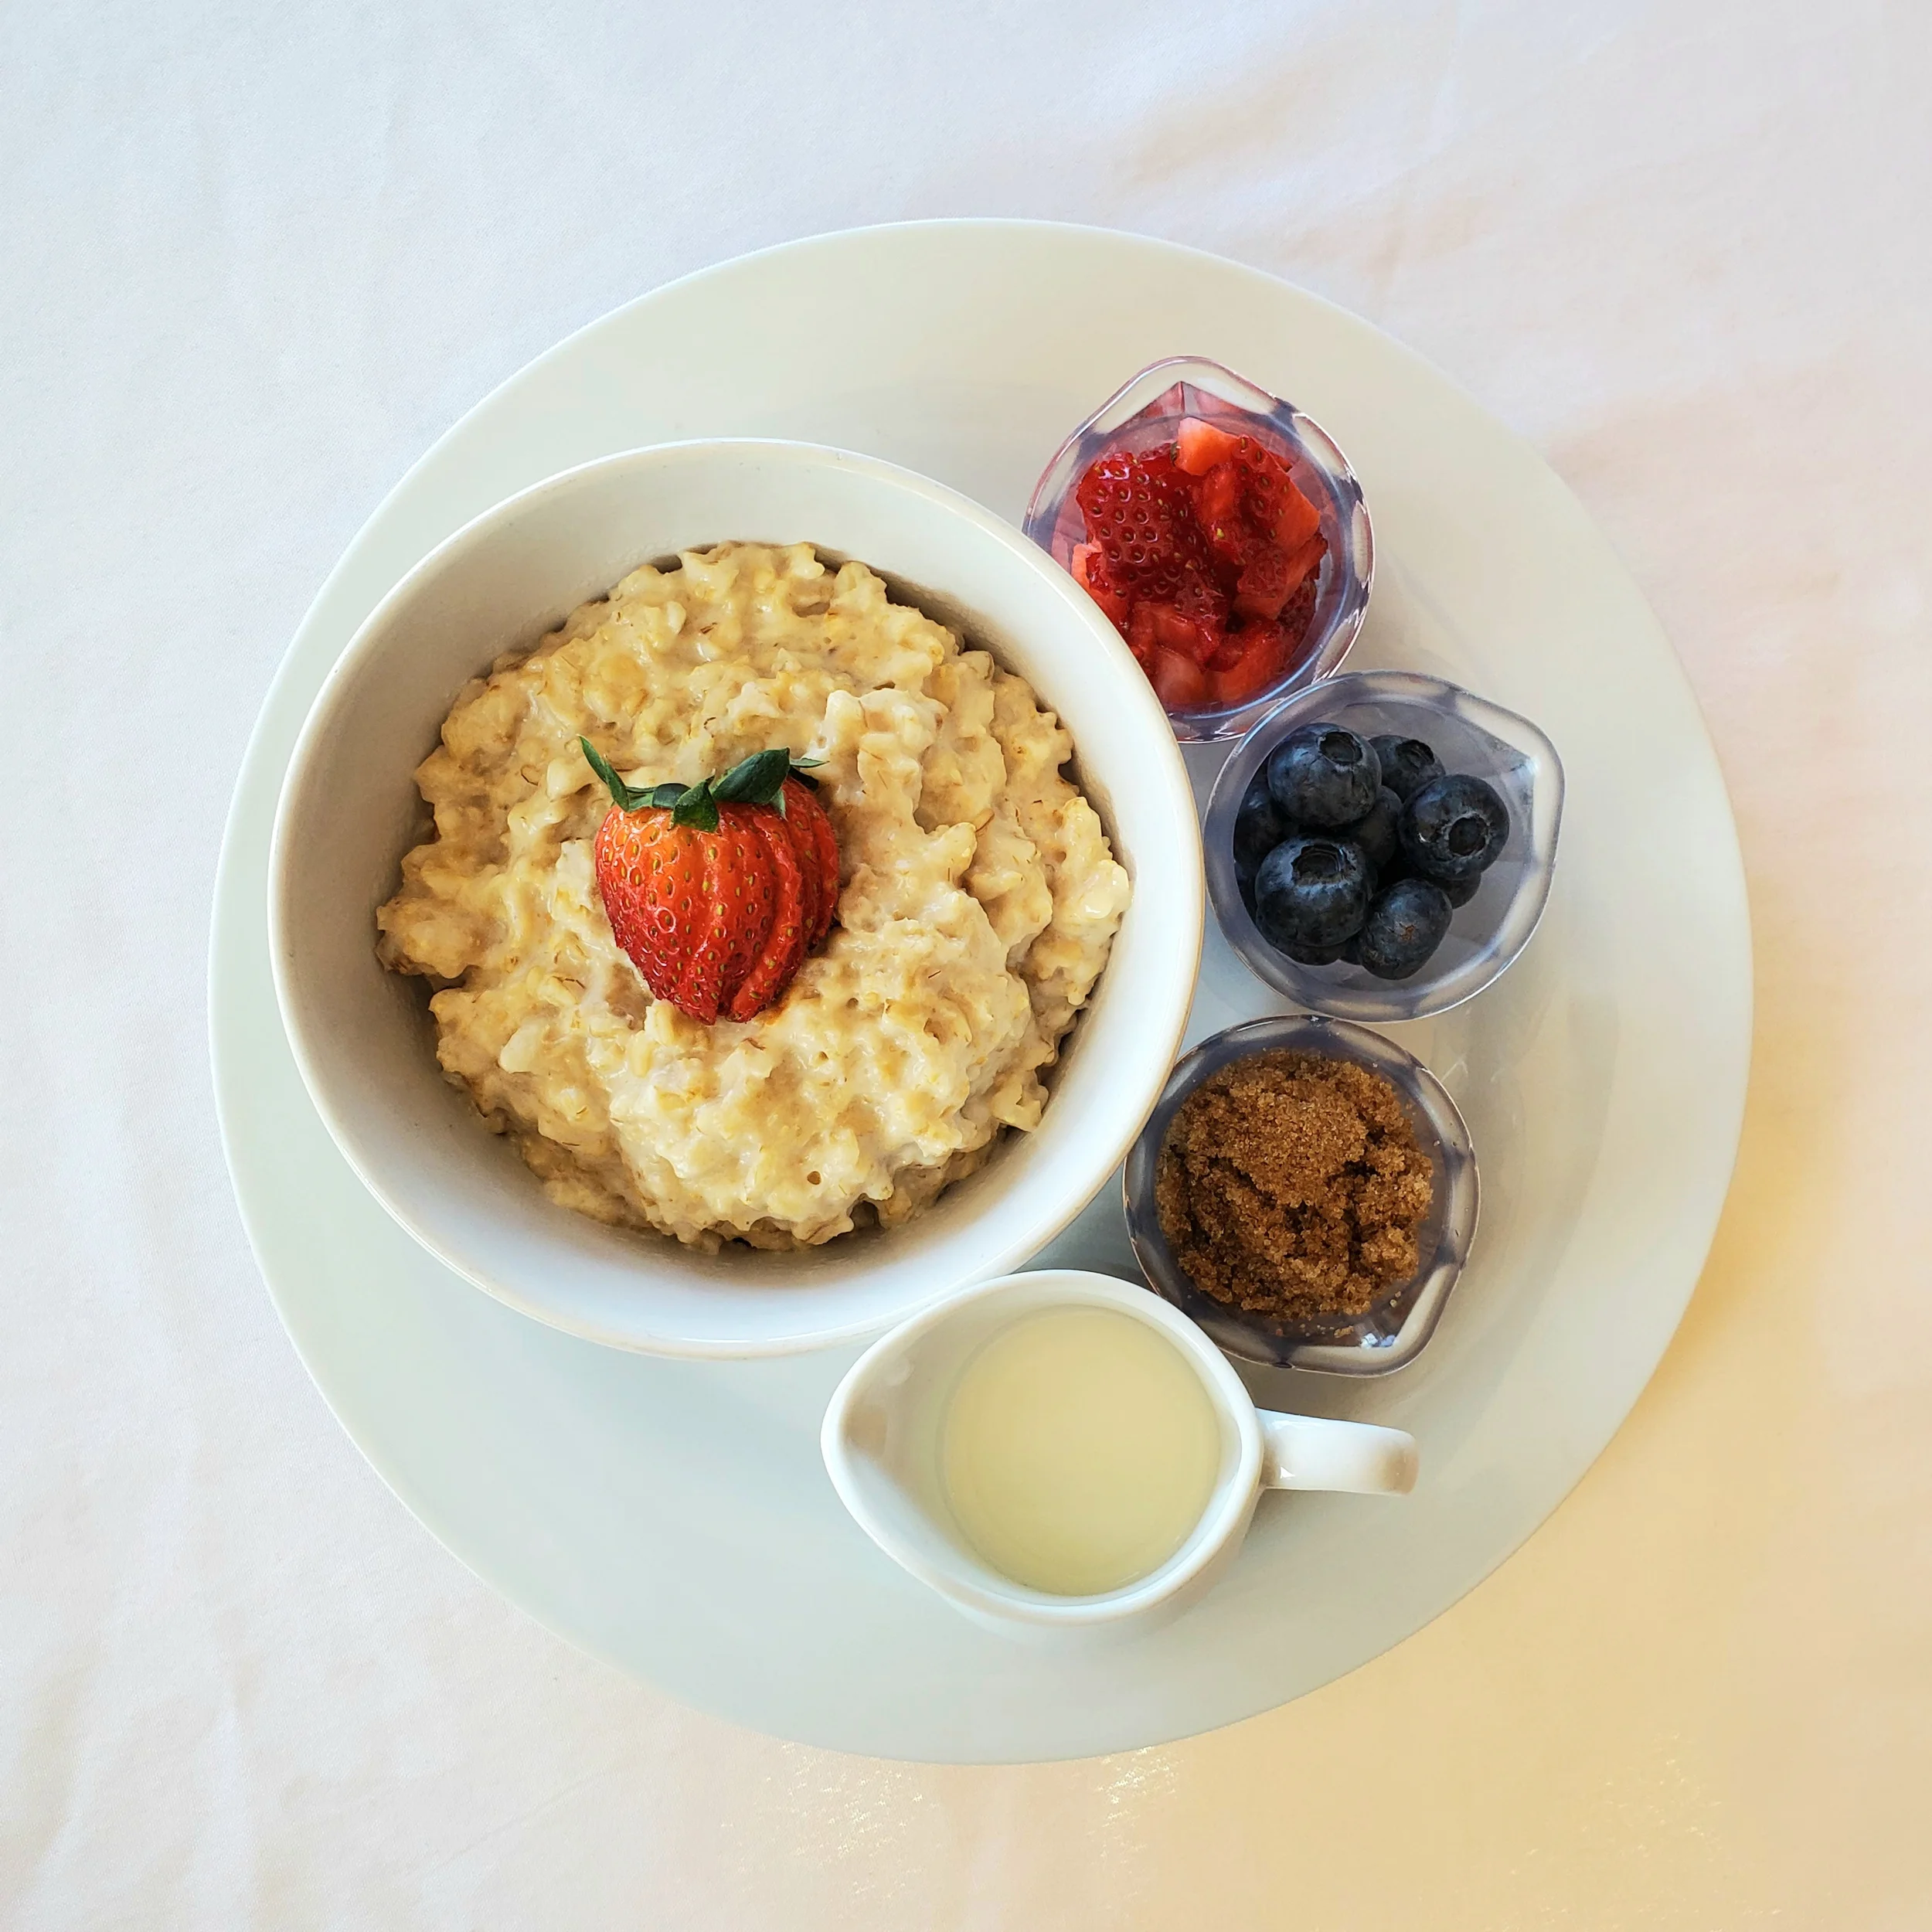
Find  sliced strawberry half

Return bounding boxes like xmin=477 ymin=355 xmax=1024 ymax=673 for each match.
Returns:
xmin=702 ymin=804 xmax=777 ymax=1020
xmin=726 ymin=812 xmax=810 ymax=1022
xmin=781 ymin=774 xmax=841 ymax=948
xmin=583 ymin=741 xmax=835 ymax=1026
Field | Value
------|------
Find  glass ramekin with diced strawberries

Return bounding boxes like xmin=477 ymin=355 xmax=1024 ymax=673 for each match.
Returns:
xmin=1023 ymin=357 xmax=1373 ymax=742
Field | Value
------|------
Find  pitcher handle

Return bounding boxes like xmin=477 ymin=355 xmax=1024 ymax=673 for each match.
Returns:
xmin=1257 ymin=1410 xmax=1418 ymax=1495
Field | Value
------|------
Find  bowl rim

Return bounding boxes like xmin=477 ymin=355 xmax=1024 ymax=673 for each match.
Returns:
xmin=1122 ymin=1012 xmax=1481 ymax=1372
xmin=266 ymin=437 xmax=1206 ymax=1358
xmin=1204 ymin=669 xmax=1565 ymax=1023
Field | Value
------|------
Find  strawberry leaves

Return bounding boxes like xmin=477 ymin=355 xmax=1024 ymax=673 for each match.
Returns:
xmin=580 ymin=737 xmax=823 ymax=833
xmin=579 ymin=738 xmax=655 ymax=811
xmin=709 ymin=747 xmax=795 ymax=804
xmin=670 ymin=784 xmax=723 ymax=833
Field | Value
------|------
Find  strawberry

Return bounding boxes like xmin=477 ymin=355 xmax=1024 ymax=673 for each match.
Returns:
xmin=1203 ymin=623 xmax=1289 ymax=708
xmin=1136 ymin=594 xmax=1224 ymax=665
xmin=1190 ymin=457 xmax=1245 ymax=555
xmin=1074 ymin=445 xmax=1213 ymax=598
xmin=1232 ymin=543 xmax=1294 ymax=621
xmin=1070 ymin=542 xmax=1131 ymax=630
xmin=1070 ymin=423 xmax=1327 ymax=717
xmin=580 ymin=741 xmax=836 ymax=1024
xmin=1189 ymin=441 xmax=1321 ymax=570
xmin=782 ymin=775 xmax=841 ymax=948
xmin=726 ymin=812 xmax=809 ymax=1022
xmin=1270 ymin=474 xmax=1321 ymax=554
xmin=1232 ymin=535 xmax=1326 ymax=622
xmin=1174 ymin=415 xmax=1243 ymax=476
xmin=1277 ymin=562 xmax=1321 ymax=651
xmin=1148 ymin=646 xmax=1209 ymax=710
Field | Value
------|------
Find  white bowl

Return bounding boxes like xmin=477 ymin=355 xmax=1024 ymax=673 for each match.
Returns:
xmin=269 ymin=440 xmax=1204 ymax=1359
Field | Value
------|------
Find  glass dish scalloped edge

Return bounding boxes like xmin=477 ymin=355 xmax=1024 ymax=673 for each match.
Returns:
xmin=1205 ymin=671 xmax=1565 ymax=1023
xmin=1021 ymin=355 xmax=1373 ymax=743
xmin=1123 ymin=1014 xmax=1480 ymax=1373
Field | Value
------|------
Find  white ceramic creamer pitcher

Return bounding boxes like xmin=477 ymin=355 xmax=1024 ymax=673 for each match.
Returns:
xmin=821 ymin=1270 xmax=1417 ymax=1641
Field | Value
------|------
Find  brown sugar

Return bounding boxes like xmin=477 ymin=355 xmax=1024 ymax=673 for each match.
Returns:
xmin=1154 ymin=1049 xmax=1434 ymax=1326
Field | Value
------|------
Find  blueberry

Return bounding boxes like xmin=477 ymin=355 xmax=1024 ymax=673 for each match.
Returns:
xmin=1356 ymin=879 xmax=1454 ymax=979
xmin=1369 ymin=735 xmax=1446 ymax=803
xmin=1264 ymin=725 xmax=1382 ymax=828
xmin=1439 ymin=870 xmax=1480 ymax=909
xmin=1332 ymin=786 xmax=1402 ymax=874
xmin=1400 ymin=774 xmax=1509 ymax=882
xmin=1282 ymin=935 xmax=1349 ymax=966
xmin=1233 ymin=783 xmax=1288 ymax=888
xmin=1253 ymin=835 xmax=1373 ymax=953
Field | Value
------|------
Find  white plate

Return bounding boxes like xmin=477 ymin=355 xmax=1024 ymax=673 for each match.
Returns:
xmin=210 ymin=220 xmax=1751 ymax=1764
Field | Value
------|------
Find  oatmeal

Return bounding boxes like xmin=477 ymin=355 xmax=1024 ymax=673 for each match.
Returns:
xmin=376 ymin=542 xmax=1131 ymax=1250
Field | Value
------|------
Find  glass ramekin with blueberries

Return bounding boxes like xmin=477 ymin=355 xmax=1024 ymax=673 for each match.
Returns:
xmin=1201 ymin=672 xmax=1564 ymax=1024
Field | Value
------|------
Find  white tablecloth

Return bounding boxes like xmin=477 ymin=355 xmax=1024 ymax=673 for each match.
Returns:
xmin=6 ymin=3 xmax=1929 ymax=1923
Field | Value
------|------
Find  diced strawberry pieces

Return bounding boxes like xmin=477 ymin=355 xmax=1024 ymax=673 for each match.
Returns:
xmin=1143 ymin=604 xmax=1189 ymax=652
xmin=1233 ymin=545 xmax=1295 ymax=621
xmin=1175 ymin=417 xmax=1243 ymax=476
xmin=1075 ymin=446 xmax=1211 ymax=594
xmin=1175 ymin=564 xmax=1230 ymax=634
xmin=1071 ymin=541 xmax=1132 ymax=629
xmin=1193 ymin=460 xmax=1242 ymax=525
xmin=1204 ymin=624 xmax=1291 ymax=707
xmin=1148 ymin=647 xmax=1209 ymax=710
xmin=1281 ymin=530 xmax=1327 ymax=592
xmin=1070 ymin=418 xmax=1333 ymax=720
xmin=1141 ymin=605 xmax=1207 ymax=662
xmin=1278 ymin=570 xmax=1320 ymax=660
xmin=1231 ymin=526 xmax=1323 ymax=621
xmin=1273 ymin=479 xmax=1321 ymax=553
xmin=1205 ymin=628 xmax=1247 ymax=673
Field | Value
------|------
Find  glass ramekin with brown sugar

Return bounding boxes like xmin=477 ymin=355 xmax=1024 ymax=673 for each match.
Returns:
xmin=1123 ymin=1014 xmax=1479 ymax=1374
